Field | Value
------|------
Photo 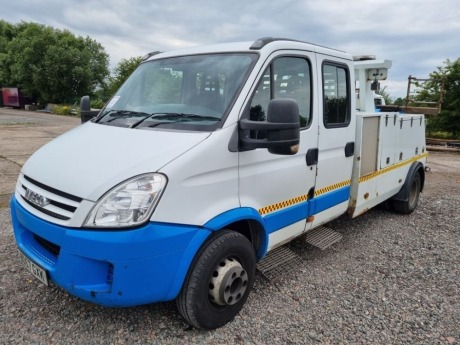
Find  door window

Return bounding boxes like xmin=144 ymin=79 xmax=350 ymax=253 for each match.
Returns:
xmin=249 ymin=57 xmax=312 ymax=131
xmin=322 ymin=63 xmax=350 ymax=127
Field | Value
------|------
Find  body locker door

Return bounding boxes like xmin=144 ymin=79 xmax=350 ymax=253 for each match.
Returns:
xmin=239 ymin=52 xmax=319 ymax=252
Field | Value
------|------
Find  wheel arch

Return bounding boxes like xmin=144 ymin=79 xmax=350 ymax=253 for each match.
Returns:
xmin=203 ymin=207 xmax=269 ymax=261
xmin=392 ymin=161 xmax=425 ymax=202
xmin=168 ymin=208 xmax=268 ymax=301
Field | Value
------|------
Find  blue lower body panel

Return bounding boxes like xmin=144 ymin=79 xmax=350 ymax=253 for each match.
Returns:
xmin=10 ymin=197 xmax=211 ymax=306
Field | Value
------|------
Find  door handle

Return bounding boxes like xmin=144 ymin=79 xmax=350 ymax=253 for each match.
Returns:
xmin=344 ymin=142 xmax=355 ymax=157
xmin=306 ymin=148 xmax=318 ymax=166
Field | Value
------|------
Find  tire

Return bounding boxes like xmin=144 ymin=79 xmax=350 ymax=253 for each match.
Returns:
xmin=393 ymin=171 xmax=421 ymax=214
xmin=176 ymin=230 xmax=256 ymax=329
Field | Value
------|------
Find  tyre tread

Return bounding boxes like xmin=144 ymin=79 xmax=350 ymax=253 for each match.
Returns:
xmin=176 ymin=230 xmax=255 ymax=329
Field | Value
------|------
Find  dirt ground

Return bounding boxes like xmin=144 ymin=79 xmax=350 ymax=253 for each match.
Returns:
xmin=0 ymin=108 xmax=80 ymax=207
xmin=1 ymin=108 xmax=459 ymax=344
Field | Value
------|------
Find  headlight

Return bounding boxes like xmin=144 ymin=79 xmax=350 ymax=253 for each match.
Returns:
xmin=84 ymin=173 xmax=167 ymax=228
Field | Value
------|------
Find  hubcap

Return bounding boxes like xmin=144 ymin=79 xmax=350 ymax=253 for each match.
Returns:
xmin=209 ymin=258 xmax=248 ymax=306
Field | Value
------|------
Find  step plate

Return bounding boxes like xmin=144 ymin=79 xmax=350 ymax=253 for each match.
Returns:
xmin=304 ymin=226 xmax=343 ymax=250
xmin=257 ymin=245 xmax=304 ymax=281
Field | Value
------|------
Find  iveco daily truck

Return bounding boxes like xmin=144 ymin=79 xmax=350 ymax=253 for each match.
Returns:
xmin=11 ymin=37 xmax=427 ymax=329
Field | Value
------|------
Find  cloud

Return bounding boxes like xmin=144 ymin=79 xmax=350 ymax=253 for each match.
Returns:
xmin=1 ymin=0 xmax=459 ymax=98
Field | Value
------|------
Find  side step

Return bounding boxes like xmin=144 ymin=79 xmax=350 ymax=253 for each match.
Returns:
xmin=304 ymin=226 xmax=343 ymax=250
xmin=256 ymin=227 xmax=343 ymax=281
xmin=257 ymin=245 xmax=304 ymax=281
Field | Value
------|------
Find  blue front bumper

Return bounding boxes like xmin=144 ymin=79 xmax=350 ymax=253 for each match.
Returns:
xmin=10 ymin=197 xmax=211 ymax=306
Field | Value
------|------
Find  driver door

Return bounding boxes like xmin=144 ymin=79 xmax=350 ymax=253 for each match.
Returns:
xmin=239 ymin=52 xmax=319 ymax=251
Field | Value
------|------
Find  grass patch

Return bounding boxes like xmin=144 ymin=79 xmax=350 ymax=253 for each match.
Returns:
xmin=427 ymin=131 xmax=460 ymax=140
xmin=0 ymin=122 xmax=37 ymax=126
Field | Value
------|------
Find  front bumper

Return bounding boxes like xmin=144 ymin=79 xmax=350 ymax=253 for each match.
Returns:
xmin=10 ymin=197 xmax=211 ymax=306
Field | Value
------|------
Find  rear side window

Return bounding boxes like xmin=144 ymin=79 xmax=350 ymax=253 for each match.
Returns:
xmin=323 ymin=63 xmax=350 ymax=128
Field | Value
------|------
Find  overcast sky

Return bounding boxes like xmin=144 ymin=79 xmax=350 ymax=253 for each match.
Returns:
xmin=1 ymin=0 xmax=459 ymax=98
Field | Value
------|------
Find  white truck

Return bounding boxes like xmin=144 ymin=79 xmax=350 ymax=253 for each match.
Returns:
xmin=11 ymin=37 xmax=427 ymax=329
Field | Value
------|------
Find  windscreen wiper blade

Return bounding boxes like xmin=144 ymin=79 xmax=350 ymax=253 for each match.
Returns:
xmin=149 ymin=113 xmax=221 ymax=121
xmin=96 ymin=110 xmax=151 ymax=123
xmin=131 ymin=112 xmax=221 ymax=129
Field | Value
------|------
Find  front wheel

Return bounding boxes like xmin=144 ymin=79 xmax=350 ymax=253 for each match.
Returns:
xmin=176 ymin=230 xmax=256 ymax=329
xmin=392 ymin=171 xmax=422 ymax=214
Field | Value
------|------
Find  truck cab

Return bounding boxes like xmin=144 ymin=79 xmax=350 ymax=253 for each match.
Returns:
xmin=11 ymin=37 xmax=426 ymax=329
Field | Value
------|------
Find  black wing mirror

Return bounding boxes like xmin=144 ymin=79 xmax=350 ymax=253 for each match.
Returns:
xmin=239 ymin=98 xmax=300 ymax=155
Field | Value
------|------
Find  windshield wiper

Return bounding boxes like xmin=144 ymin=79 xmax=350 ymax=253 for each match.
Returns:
xmin=149 ymin=113 xmax=221 ymax=121
xmin=131 ymin=113 xmax=221 ymax=129
xmin=98 ymin=111 xmax=221 ymax=128
xmin=96 ymin=110 xmax=151 ymax=123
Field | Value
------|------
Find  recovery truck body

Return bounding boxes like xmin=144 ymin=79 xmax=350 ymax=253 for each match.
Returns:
xmin=10 ymin=38 xmax=426 ymax=329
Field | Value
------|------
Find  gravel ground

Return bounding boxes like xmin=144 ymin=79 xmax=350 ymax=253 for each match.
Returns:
xmin=1 ymin=151 xmax=459 ymax=344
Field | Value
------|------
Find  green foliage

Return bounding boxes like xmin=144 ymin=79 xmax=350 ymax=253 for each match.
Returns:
xmin=0 ymin=20 xmax=16 ymax=86
xmin=417 ymin=58 xmax=460 ymax=139
xmin=0 ymin=21 xmax=109 ymax=104
xmin=49 ymin=104 xmax=72 ymax=115
xmin=375 ymin=86 xmax=393 ymax=105
xmin=107 ymin=56 xmax=143 ymax=95
xmin=90 ymin=98 xmax=105 ymax=109
xmin=393 ymin=97 xmax=405 ymax=106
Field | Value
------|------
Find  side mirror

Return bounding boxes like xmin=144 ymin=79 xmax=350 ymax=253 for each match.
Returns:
xmin=80 ymin=95 xmax=100 ymax=123
xmin=239 ymin=98 xmax=300 ymax=155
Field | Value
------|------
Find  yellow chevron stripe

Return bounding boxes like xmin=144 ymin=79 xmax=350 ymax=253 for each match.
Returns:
xmin=258 ymin=193 xmax=308 ymax=216
xmin=314 ymin=179 xmax=351 ymax=197
xmin=257 ymin=152 xmax=428 ymax=216
xmin=359 ymin=152 xmax=428 ymax=183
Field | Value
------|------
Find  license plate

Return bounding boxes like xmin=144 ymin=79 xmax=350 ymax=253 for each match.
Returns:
xmin=18 ymin=250 xmax=49 ymax=286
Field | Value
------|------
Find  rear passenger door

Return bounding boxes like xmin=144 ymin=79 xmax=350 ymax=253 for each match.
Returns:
xmin=311 ymin=55 xmax=355 ymax=226
xmin=239 ymin=52 xmax=319 ymax=251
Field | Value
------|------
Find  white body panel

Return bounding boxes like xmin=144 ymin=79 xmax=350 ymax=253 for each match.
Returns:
xmin=22 ymin=122 xmax=210 ymax=202
xmin=153 ymin=125 xmax=239 ymax=225
xmin=349 ymin=112 xmax=427 ymax=217
xmin=267 ymin=220 xmax=306 ymax=251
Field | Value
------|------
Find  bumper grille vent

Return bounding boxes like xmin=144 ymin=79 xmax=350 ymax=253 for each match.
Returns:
xmin=33 ymin=234 xmax=61 ymax=257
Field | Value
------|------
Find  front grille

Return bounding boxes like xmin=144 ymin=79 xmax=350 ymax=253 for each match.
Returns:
xmin=24 ymin=175 xmax=83 ymax=202
xmin=22 ymin=185 xmax=77 ymax=212
xmin=22 ymin=196 xmax=71 ymax=220
xmin=18 ymin=174 xmax=83 ymax=222
xmin=33 ymin=234 xmax=61 ymax=257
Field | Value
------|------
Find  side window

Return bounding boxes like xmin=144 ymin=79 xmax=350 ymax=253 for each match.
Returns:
xmin=249 ymin=57 xmax=312 ymax=130
xmin=249 ymin=67 xmax=271 ymax=123
xmin=323 ymin=63 xmax=350 ymax=127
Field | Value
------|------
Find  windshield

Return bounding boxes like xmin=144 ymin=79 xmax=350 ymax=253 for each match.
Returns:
xmin=96 ymin=53 xmax=258 ymax=130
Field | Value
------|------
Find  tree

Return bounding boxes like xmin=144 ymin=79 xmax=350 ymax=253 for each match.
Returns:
xmin=376 ymin=85 xmax=393 ymax=105
xmin=107 ymin=56 xmax=143 ymax=96
xmin=393 ymin=97 xmax=405 ymax=106
xmin=0 ymin=21 xmax=109 ymax=104
xmin=416 ymin=58 xmax=460 ymax=138
xmin=0 ymin=20 xmax=17 ymax=86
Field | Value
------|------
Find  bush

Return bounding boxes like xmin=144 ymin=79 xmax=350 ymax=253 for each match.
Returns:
xmin=49 ymin=104 xmax=73 ymax=115
xmin=427 ymin=131 xmax=458 ymax=139
xmin=90 ymin=98 xmax=105 ymax=109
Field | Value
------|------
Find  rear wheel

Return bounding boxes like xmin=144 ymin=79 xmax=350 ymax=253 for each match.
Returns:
xmin=176 ymin=230 xmax=256 ymax=329
xmin=393 ymin=171 xmax=421 ymax=214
